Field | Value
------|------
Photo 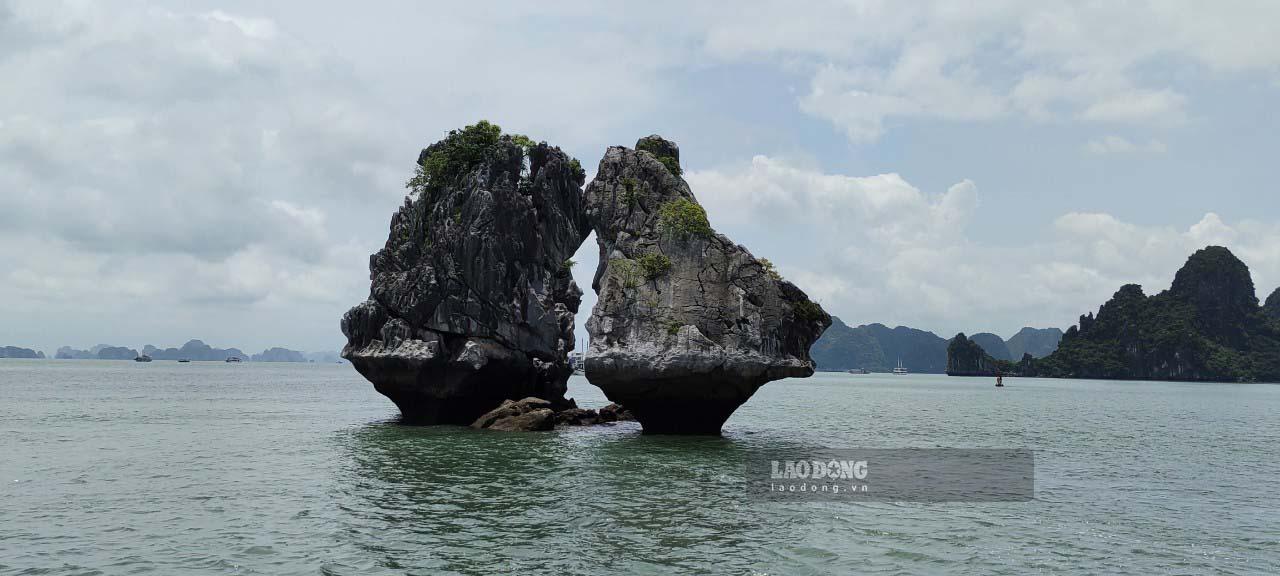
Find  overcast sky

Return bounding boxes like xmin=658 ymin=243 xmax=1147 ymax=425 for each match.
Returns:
xmin=3 ymin=1 xmax=1279 ymax=355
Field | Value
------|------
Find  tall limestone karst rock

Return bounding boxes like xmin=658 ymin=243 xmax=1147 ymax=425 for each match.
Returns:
xmin=582 ymin=136 xmax=831 ymax=433
xmin=341 ymin=122 xmax=590 ymax=424
xmin=945 ymin=333 xmax=1012 ymax=376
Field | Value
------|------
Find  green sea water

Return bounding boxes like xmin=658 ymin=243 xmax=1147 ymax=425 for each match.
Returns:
xmin=2 ymin=360 xmax=1278 ymax=575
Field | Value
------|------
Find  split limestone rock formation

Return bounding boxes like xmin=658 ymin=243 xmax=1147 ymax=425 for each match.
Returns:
xmin=342 ymin=124 xmax=830 ymax=433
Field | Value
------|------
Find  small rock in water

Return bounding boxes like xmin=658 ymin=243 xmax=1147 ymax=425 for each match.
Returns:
xmin=471 ymin=397 xmax=555 ymax=431
xmin=554 ymin=407 xmax=600 ymax=426
xmin=597 ymin=403 xmax=634 ymax=423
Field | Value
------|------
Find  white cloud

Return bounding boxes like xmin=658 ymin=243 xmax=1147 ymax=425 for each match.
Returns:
xmin=687 ymin=159 xmax=1280 ymax=337
xmin=1085 ymin=135 xmax=1168 ymax=155
xmin=1079 ymin=90 xmax=1187 ymax=124
xmin=699 ymin=1 xmax=1280 ymax=141
xmin=0 ymin=1 xmax=397 ymax=352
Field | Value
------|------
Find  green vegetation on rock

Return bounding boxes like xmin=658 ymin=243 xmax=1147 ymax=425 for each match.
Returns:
xmin=793 ymin=299 xmax=826 ymax=323
xmin=622 ymin=177 xmax=641 ymax=208
xmin=406 ymin=120 xmax=583 ymax=196
xmin=638 ymin=251 xmax=672 ymax=279
xmin=407 ymin=120 xmax=504 ymax=195
xmin=637 ymin=139 xmax=682 ymax=176
xmin=759 ymin=258 xmax=782 ymax=281
xmin=658 ymin=198 xmax=712 ymax=239
xmin=567 ymin=158 xmax=585 ymax=182
xmin=609 ymin=258 xmax=643 ymax=289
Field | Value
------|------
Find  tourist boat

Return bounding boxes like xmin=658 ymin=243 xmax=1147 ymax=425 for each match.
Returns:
xmin=225 ymin=356 xmax=242 ymax=363
xmin=847 ymin=368 xmax=869 ymax=374
xmin=892 ymin=357 xmax=908 ymax=375
xmin=134 ymin=355 xmax=152 ymax=363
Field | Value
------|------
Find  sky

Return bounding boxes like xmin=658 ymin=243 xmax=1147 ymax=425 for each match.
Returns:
xmin=2 ymin=1 xmax=1279 ymax=355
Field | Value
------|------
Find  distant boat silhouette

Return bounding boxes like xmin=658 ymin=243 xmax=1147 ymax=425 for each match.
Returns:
xmin=178 ymin=359 xmax=191 ymax=363
xmin=892 ymin=357 xmax=908 ymax=375
xmin=225 ymin=356 xmax=242 ymax=363
xmin=134 ymin=355 xmax=152 ymax=363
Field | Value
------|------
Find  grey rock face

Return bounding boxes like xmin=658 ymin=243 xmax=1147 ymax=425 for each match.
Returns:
xmin=582 ymin=136 xmax=831 ymax=434
xmin=342 ymin=136 xmax=590 ymax=424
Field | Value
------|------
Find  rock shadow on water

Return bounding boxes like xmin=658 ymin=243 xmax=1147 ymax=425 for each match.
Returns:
xmin=330 ymin=420 xmax=827 ymax=573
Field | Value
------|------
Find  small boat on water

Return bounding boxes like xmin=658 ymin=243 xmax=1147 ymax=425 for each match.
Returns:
xmin=847 ymin=368 xmax=869 ymax=374
xmin=892 ymin=357 xmax=908 ymax=375
xmin=134 ymin=355 xmax=152 ymax=363
xmin=178 ymin=359 xmax=191 ymax=363
xmin=225 ymin=356 xmax=242 ymax=363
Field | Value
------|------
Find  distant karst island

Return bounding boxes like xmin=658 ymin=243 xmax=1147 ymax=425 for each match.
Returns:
xmin=810 ymin=319 xmax=1061 ymax=373
xmin=341 ymin=122 xmax=830 ymax=434
xmin=0 ymin=346 xmax=45 ymax=359
xmin=48 ymin=340 xmax=342 ymax=363
xmin=947 ymin=246 xmax=1280 ymax=383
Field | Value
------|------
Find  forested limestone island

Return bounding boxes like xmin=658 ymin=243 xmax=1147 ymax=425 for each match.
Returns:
xmin=144 ymin=340 xmax=247 ymax=361
xmin=947 ymin=246 xmax=1280 ymax=382
xmin=945 ymin=333 xmax=1013 ymax=376
xmin=0 ymin=346 xmax=44 ymax=359
xmin=56 ymin=345 xmax=139 ymax=360
xmin=340 ymin=121 xmax=830 ymax=434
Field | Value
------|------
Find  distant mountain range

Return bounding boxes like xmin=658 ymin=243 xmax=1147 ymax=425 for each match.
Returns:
xmin=810 ymin=319 xmax=1062 ymax=373
xmin=48 ymin=340 xmax=342 ymax=363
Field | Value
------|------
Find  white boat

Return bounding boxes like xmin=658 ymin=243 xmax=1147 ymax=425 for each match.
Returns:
xmin=892 ymin=357 xmax=908 ymax=375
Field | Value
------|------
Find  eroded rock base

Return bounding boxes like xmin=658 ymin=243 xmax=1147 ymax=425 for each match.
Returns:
xmin=603 ymin=398 xmax=744 ymax=435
